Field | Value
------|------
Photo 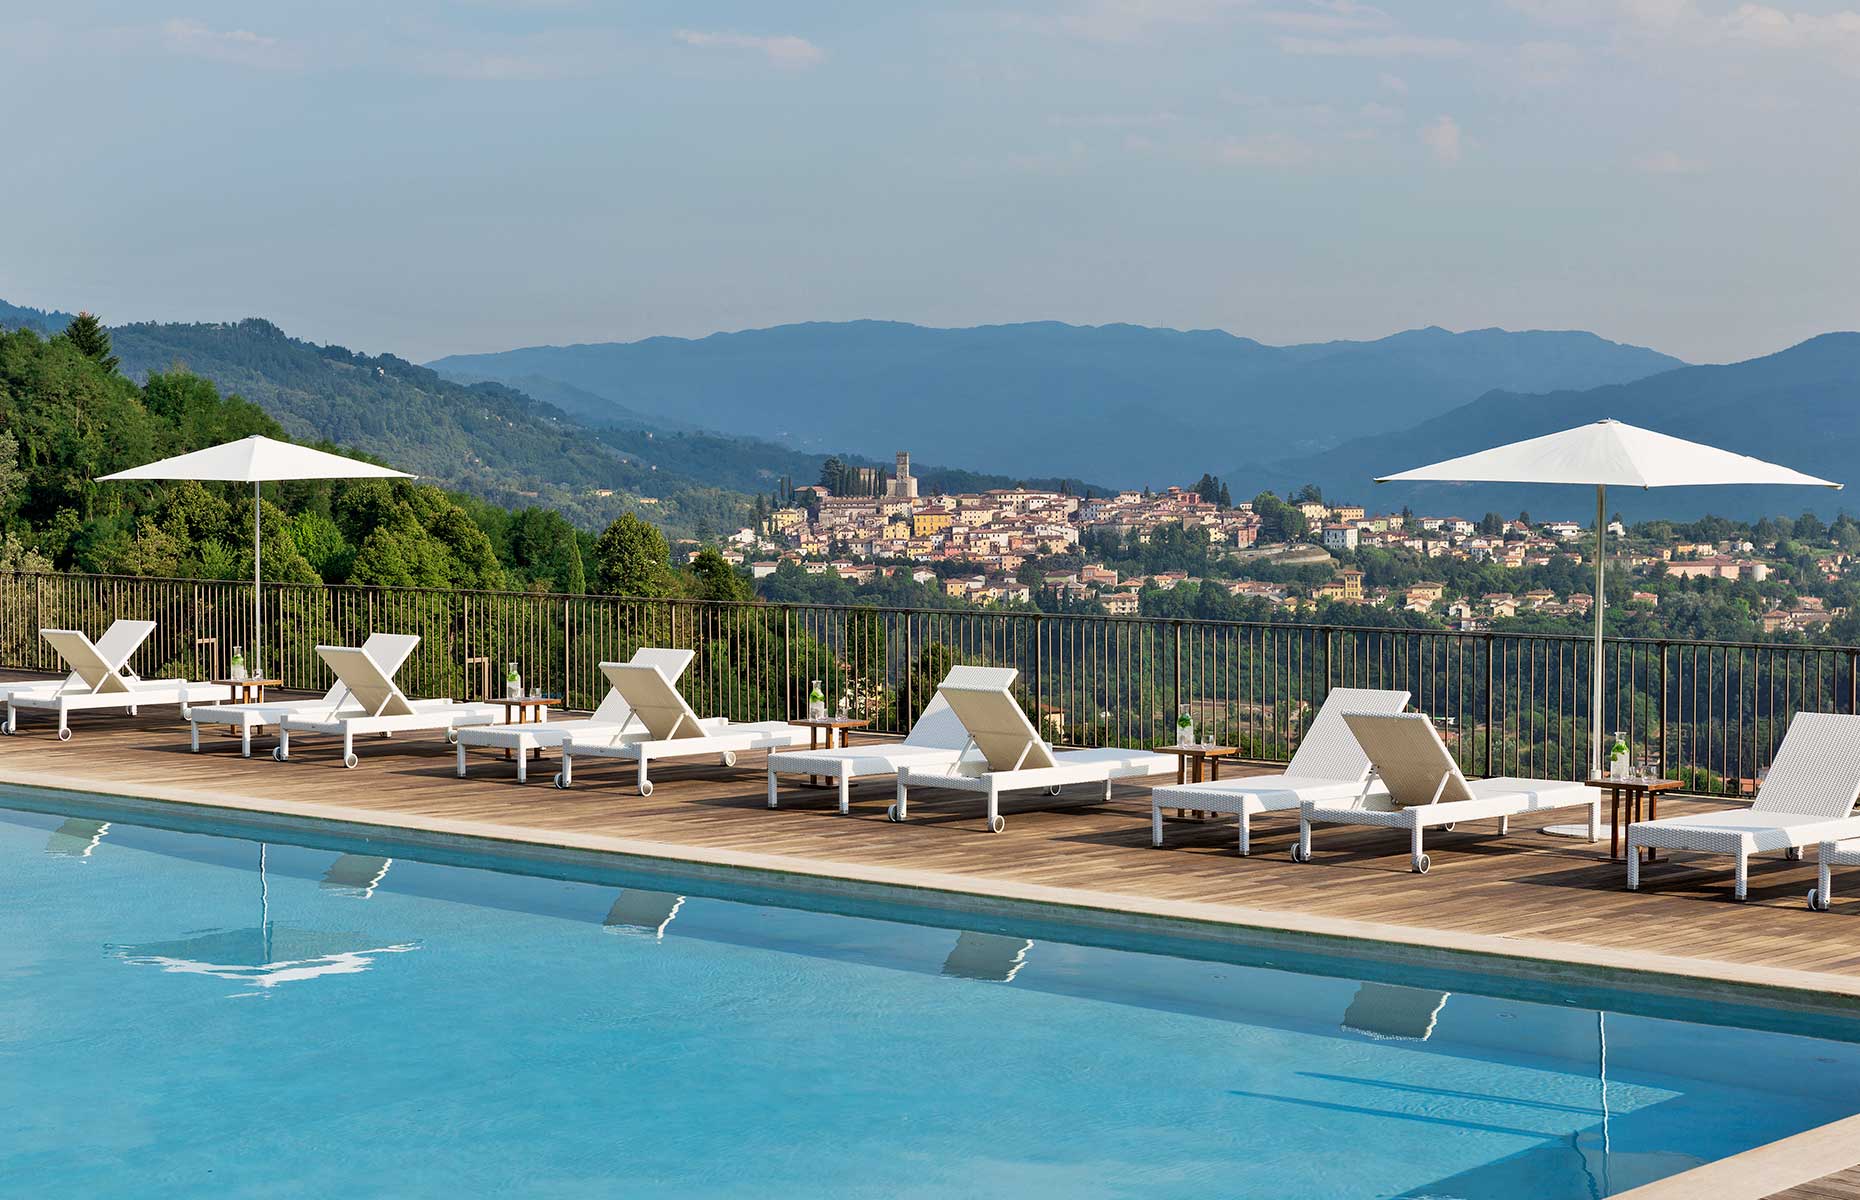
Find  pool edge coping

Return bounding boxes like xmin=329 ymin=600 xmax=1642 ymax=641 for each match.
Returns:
xmin=1612 ymin=1109 xmax=1860 ymax=1199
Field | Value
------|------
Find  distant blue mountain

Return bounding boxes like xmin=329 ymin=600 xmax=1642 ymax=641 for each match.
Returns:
xmin=429 ymin=321 xmax=1684 ymax=487
xmin=0 ymin=298 xmax=78 ymax=334
xmin=1259 ymin=334 xmax=1860 ymax=520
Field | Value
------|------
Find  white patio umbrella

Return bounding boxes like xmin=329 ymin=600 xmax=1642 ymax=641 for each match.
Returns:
xmin=99 ymin=435 xmax=413 ymax=674
xmin=1378 ymin=419 xmax=1840 ymax=775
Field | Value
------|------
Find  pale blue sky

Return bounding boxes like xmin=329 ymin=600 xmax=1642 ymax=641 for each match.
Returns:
xmin=4 ymin=1 xmax=1856 ymax=363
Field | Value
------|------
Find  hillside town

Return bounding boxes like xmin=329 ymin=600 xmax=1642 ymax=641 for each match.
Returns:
xmin=692 ymin=452 xmax=1850 ymax=635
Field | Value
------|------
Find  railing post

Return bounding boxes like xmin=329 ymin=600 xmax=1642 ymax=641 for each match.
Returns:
xmin=1850 ymin=648 xmax=1858 ymax=716
xmin=1482 ymin=633 xmax=1495 ymax=778
xmin=1659 ymin=641 xmax=1671 ymax=779
xmin=1172 ymin=619 xmax=1183 ymax=738
xmin=783 ymin=605 xmax=794 ymax=721
xmin=1321 ymin=625 xmax=1333 ymax=698
xmin=1032 ymin=612 xmax=1045 ymax=736
xmin=902 ymin=610 xmax=915 ymax=730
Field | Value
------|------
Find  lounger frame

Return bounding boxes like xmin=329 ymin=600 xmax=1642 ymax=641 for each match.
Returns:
xmin=1148 ymin=687 xmax=1411 ymax=854
xmin=1293 ymin=712 xmax=1598 ymax=874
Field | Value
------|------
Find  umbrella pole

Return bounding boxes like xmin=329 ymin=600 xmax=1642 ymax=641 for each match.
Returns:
xmin=253 ymin=480 xmax=262 ymax=677
xmin=1592 ymin=483 xmax=1605 ymax=778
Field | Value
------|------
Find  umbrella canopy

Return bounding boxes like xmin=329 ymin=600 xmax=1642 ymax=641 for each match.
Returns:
xmin=98 ymin=434 xmax=412 ymax=484
xmin=1378 ymin=419 xmax=1840 ymax=775
xmin=1377 ymin=419 xmax=1840 ymax=491
xmin=99 ymin=435 xmax=414 ymax=674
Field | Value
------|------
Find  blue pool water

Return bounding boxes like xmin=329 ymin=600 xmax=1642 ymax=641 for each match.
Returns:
xmin=4 ymin=794 xmax=1859 ymax=1199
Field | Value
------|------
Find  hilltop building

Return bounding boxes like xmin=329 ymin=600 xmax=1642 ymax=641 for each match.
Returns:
xmin=887 ymin=451 xmax=918 ymax=500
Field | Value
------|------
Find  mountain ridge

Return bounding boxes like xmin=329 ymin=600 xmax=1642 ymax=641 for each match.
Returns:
xmin=1257 ymin=333 xmax=1860 ymax=520
xmin=428 ymin=319 xmax=1685 ymax=486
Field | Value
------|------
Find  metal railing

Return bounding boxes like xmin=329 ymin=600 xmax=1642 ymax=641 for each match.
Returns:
xmin=1 ymin=570 xmax=1852 ymax=797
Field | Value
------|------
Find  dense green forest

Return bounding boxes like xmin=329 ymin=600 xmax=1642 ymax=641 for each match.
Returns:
xmin=0 ymin=320 xmax=754 ymax=602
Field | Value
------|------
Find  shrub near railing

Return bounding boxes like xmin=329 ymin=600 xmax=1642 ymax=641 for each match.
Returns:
xmin=1 ymin=571 xmax=1855 ymax=797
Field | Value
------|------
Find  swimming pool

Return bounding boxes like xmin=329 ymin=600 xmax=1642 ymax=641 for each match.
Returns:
xmin=4 ymin=791 xmax=1858 ymax=1199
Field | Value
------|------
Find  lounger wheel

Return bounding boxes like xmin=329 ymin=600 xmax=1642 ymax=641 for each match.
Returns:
xmin=57 ymin=727 xmax=72 ymax=742
xmin=1809 ymin=887 xmax=1830 ymax=912
xmin=343 ymin=752 xmax=359 ymax=769
xmin=1 ymin=721 xmax=12 ymax=735
xmin=552 ymin=773 xmax=568 ymax=789
xmin=721 ymin=751 xmax=737 ymax=767
xmin=1045 ymin=785 xmax=1061 ymax=796
xmin=886 ymin=804 xmax=903 ymax=823
xmin=1290 ymin=844 xmax=1311 ymax=863
xmin=273 ymin=746 xmax=287 ymax=762
xmin=1411 ymin=853 xmax=1431 ymax=875
xmin=446 ymin=730 xmax=459 ymax=746
xmin=989 ymin=815 xmax=1006 ymax=834
xmin=638 ymin=780 xmax=654 ymax=797
xmin=1441 ymin=823 xmax=1455 ymax=832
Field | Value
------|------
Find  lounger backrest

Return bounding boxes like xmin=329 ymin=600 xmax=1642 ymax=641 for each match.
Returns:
xmin=41 ymin=628 xmax=140 ymax=695
xmin=1339 ymin=712 xmax=1477 ymax=806
xmin=1286 ymin=687 xmax=1412 ymax=781
xmin=1751 ymin=712 xmax=1860 ymax=819
xmin=589 ymin=648 xmax=696 ymax=724
xmin=88 ymin=620 xmax=156 ymax=681
xmin=936 ymin=680 xmax=1058 ymax=771
xmin=903 ymin=666 xmax=1020 ymax=749
xmin=600 ymin=661 xmax=707 ymax=740
xmin=338 ymin=633 xmax=423 ymax=705
xmin=315 ymin=645 xmax=417 ymax=718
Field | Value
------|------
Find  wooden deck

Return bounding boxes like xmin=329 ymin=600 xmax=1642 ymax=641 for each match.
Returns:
xmin=1772 ymin=1168 xmax=1860 ymax=1200
xmin=6 ymin=694 xmax=1860 ymax=995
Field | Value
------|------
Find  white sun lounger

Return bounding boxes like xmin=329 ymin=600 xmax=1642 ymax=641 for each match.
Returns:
xmin=1628 ymin=712 xmax=1860 ymax=902
xmin=764 ymin=665 xmax=1020 ymax=814
xmin=1293 ymin=712 xmax=1599 ymax=874
xmin=1148 ymin=686 xmax=1412 ymax=854
xmin=274 ymin=644 xmax=503 ymax=768
xmin=3 ymin=623 xmax=229 ymax=740
xmin=188 ymin=632 xmax=426 ymax=758
xmin=552 ymin=661 xmax=806 ymax=795
xmin=454 ymin=647 xmax=708 ymax=783
xmin=0 ymin=619 xmax=156 ymax=704
xmin=892 ymin=677 xmax=1173 ymax=833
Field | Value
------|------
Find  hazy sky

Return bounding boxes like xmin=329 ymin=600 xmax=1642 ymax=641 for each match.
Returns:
xmin=4 ymin=1 xmax=1857 ymax=363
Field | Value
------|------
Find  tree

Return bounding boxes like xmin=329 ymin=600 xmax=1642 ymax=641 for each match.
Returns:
xmin=1292 ymin=483 xmax=1324 ymax=505
xmin=1217 ymin=482 xmax=1232 ymax=508
xmin=61 ymin=312 xmax=118 ymax=374
xmin=1252 ymin=491 xmax=1306 ymax=542
xmin=590 ymin=513 xmax=680 ymax=597
xmin=505 ymin=507 xmax=586 ymax=593
xmin=688 ymin=546 xmax=752 ymax=602
xmin=1517 ymin=510 xmax=1531 ymax=526
xmin=1479 ymin=512 xmax=1505 ymax=537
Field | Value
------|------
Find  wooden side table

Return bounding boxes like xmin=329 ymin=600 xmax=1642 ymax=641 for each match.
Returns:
xmin=487 ymin=697 xmax=561 ymax=760
xmin=213 ymin=678 xmax=282 ymax=705
xmin=792 ymin=717 xmax=870 ymax=787
xmin=1586 ymin=777 xmax=1682 ymax=862
xmin=1155 ymin=744 xmax=1239 ymax=818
